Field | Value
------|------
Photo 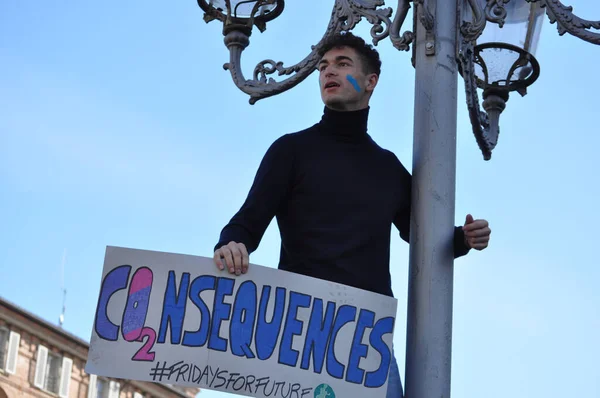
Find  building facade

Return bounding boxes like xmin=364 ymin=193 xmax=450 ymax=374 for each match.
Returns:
xmin=0 ymin=297 xmax=199 ymax=398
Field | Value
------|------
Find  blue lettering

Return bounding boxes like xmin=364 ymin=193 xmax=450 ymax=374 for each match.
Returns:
xmin=346 ymin=309 xmax=375 ymax=384
xmin=157 ymin=271 xmax=190 ymax=344
xmin=300 ymin=299 xmax=336 ymax=373
xmin=230 ymin=281 xmax=257 ymax=358
xmin=95 ymin=265 xmax=131 ymax=341
xmin=278 ymin=292 xmax=311 ymax=367
xmin=326 ymin=305 xmax=357 ymax=379
xmin=255 ymin=286 xmax=286 ymax=360
xmin=208 ymin=277 xmax=235 ymax=352
xmin=364 ymin=316 xmax=395 ymax=388
xmin=182 ymin=275 xmax=216 ymax=347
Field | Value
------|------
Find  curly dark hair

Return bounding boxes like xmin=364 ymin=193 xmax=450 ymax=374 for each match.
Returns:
xmin=318 ymin=32 xmax=382 ymax=76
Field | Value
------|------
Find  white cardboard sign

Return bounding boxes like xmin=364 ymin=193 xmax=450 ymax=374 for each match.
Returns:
xmin=85 ymin=246 xmax=398 ymax=398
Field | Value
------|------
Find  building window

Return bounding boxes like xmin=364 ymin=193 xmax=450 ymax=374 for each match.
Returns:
xmin=0 ymin=327 xmax=20 ymax=374
xmin=96 ymin=378 xmax=109 ymax=398
xmin=0 ymin=329 xmax=7 ymax=370
xmin=87 ymin=375 xmax=120 ymax=398
xmin=34 ymin=345 xmax=73 ymax=398
xmin=44 ymin=352 xmax=62 ymax=394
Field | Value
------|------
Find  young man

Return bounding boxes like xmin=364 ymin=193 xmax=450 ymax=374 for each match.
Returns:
xmin=213 ymin=32 xmax=491 ymax=397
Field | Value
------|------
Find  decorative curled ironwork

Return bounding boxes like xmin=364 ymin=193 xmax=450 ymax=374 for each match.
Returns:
xmin=335 ymin=0 xmax=394 ymax=45
xmin=219 ymin=0 xmax=414 ymax=104
xmin=390 ymin=0 xmax=414 ymax=51
xmin=458 ymin=0 xmax=512 ymax=160
xmin=461 ymin=0 xmax=487 ymax=42
xmin=459 ymin=40 xmax=495 ymax=160
xmin=528 ymin=0 xmax=600 ymax=45
xmin=485 ymin=0 xmax=511 ymax=27
xmin=414 ymin=0 xmax=434 ymax=31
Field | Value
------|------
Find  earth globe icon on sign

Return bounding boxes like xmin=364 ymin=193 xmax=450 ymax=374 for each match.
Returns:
xmin=314 ymin=384 xmax=335 ymax=398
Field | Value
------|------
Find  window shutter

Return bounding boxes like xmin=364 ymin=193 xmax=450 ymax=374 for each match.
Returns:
xmin=59 ymin=357 xmax=73 ymax=398
xmin=87 ymin=374 xmax=97 ymax=398
xmin=5 ymin=331 xmax=20 ymax=374
xmin=108 ymin=381 xmax=120 ymax=398
xmin=34 ymin=345 xmax=48 ymax=388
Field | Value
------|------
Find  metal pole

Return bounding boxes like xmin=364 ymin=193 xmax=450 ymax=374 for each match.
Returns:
xmin=404 ymin=0 xmax=458 ymax=397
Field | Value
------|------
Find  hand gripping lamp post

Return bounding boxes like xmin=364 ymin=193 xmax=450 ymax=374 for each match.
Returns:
xmin=196 ymin=1 xmax=599 ymax=397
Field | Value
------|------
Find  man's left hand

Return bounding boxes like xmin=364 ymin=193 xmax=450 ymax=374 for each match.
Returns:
xmin=463 ymin=214 xmax=491 ymax=251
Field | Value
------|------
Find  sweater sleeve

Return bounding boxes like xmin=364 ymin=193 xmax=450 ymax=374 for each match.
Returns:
xmin=392 ymin=165 xmax=470 ymax=259
xmin=214 ymin=134 xmax=294 ymax=254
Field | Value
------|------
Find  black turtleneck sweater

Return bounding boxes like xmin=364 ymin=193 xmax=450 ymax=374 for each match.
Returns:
xmin=215 ymin=106 xmax=469 ymax=297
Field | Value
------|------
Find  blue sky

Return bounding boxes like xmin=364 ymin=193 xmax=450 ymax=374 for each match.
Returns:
xmin=1 ymin=1 xmax=599 ymax=397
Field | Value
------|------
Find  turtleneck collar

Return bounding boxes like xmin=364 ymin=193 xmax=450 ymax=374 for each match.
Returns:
xmin=318 ymin=106 xmax=370 ymax=141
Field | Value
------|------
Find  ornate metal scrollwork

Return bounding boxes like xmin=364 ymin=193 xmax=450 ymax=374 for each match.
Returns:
xmin=461 ymin=0 xmax=487 ymax=42
xmin=459 ymin=0 xmax=503 ymax=160
xmin=335 ymin=0 xmax=393 ymax=45
xmin=459 ymin=40 xmax=495 ymax=160
xmin=390 ymin=0 xmax=414 ymax=51
xmin=219 ymin=0 xmax=414 ymax=104
xmin=528 ymin=0 xmax=600 ymax=45
xmin=485 ymin=0 xmax=511 ymax=27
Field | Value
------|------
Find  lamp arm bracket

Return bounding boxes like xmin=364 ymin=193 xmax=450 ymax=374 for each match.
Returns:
xmin=459 ymin=0 xmax=493 ymax=160
xmin=223 ymin=0 xmax=416 ymax=104
xmin=527 ymin=0 xmax=600 ymax=45
xmin=413 ymin=0 xmax=435 ymax=55
xmin=458 ymin=39 xmax=495 ymax=161
xmin=461 ymin=0 xmax=487 ymax=42
xmin=390 ymin=0 xmax=414 ymax=51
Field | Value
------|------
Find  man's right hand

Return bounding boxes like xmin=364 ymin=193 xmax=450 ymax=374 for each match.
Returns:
xmin=213 ymin=241 xmax=249 ymax=276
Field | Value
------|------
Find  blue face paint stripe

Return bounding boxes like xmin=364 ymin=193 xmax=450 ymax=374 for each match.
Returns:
xmin=346 ymin=75 xmax=361 ymax=92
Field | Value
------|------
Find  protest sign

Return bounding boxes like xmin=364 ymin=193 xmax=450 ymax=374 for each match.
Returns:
xmin=85 ymin=246 xmax=398 ymax=398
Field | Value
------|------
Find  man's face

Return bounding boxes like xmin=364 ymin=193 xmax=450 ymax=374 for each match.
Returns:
xmin=318 ymin=46 xmax=377 ymax=111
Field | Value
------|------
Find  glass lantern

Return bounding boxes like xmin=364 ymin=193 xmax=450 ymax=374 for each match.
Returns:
xmin=474 ymin=0 xmax=545 ymax=95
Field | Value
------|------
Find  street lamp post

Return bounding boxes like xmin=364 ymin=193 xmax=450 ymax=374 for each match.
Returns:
xmin=404 ymin=1 xmax=460 ymax=396
xmin=195 ymin=1 xmax=599 ymax=397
